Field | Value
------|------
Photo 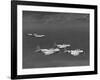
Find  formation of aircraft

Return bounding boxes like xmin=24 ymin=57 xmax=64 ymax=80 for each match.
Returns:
xmin=34 ymin=45 xmax=84 ymax=56
xmin=27 ymin=33 xmax=45 ymax=38
xmin=27 ymin=33 xmax=85 ymax=56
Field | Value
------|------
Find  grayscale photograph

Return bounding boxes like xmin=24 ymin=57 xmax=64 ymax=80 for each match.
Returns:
xmin=22 ymin=11 xmax=90 ymax=69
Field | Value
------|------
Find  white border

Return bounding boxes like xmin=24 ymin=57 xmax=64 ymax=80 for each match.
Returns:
xmin=17 ymin=5 xmax=94 ymax=75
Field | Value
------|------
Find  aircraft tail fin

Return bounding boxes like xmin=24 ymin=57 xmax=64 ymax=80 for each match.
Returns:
xmin=54 ymin=42 xmax=57 ymax=46
xmin=34 ymin=45 xmax=41 ymax=52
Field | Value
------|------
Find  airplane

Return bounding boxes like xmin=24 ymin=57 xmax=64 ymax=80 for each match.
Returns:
xmin=33 ymin=33 xmax=45 ymax=38
xmin=26 ymin=33 xmax=45 ymax=38
xmin=65 ymin=49 xmax=84 ymax=56
xmin=54 ymin=43 xmax=71 ymax=49
xmin=35 ymin=46 xmax=60 ymax=55
xmin=27 ymin=33 xmax=33 ymax=36
xmin=42 ymin=48 xmax=58 ymax=55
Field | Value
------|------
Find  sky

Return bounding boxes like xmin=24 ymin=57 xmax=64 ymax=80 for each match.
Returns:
xmin=22 ymin=11 xmax=90 ymax=69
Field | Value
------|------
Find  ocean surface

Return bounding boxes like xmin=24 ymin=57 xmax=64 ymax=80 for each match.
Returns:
xmin=22 ymin=11 xmax=89 ymax=69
